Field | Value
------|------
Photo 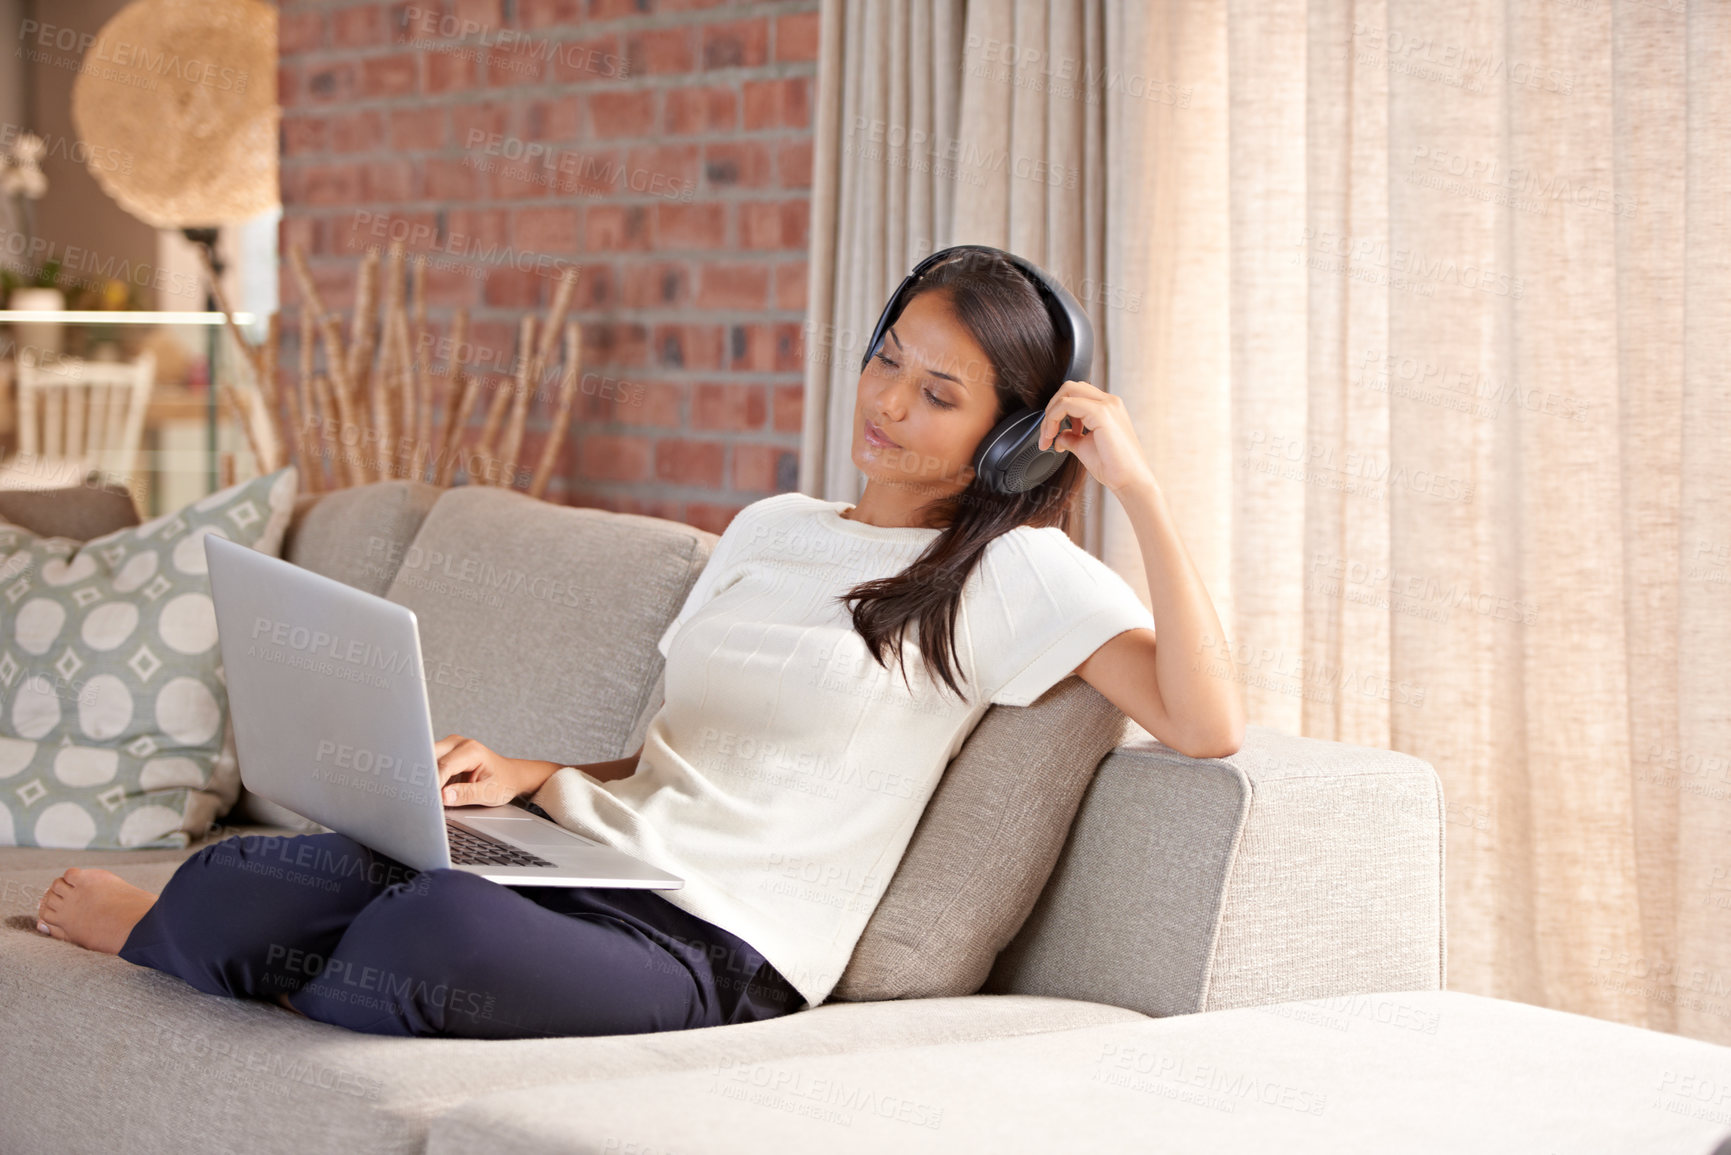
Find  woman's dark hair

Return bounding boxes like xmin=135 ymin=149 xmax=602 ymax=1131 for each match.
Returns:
xmin=840 ymin=248 xmax=1088 ymax=703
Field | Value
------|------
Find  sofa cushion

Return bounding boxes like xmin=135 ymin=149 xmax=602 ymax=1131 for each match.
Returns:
xmin=281 ymin=480 xmax=444 ymax=597
xmin=422 ymin=989 xmax=1731 ymax=1154
xmin=0 ymin=466 xmax=298 ymax=849
xmin=0 ymin=860 xmax=1146 ymax=1155
xmin=386 ymin=484 xmax=711 ymax=768
xmin=831 ymin=676 xmax=1130 ymax=1001
xmin=0 ymin=479 xmax=142 ymax=541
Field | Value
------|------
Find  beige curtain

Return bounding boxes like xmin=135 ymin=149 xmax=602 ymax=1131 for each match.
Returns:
xmin=803 ymin=0 xmax=1731 ymax=1045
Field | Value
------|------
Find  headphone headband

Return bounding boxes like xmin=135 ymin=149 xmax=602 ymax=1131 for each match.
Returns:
xmin=859 ymin=244 xmax=1098 ymax=496
xmin=858 ymin=245 xmax=1094 ymax=388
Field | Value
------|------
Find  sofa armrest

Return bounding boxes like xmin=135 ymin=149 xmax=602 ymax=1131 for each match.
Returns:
xmin=982 ymin=723 xmax=1446 ymax=1016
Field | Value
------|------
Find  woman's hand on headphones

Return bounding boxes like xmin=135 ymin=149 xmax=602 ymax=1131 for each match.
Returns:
xmin=1037 ymin=380 xmax=1157 ymax=495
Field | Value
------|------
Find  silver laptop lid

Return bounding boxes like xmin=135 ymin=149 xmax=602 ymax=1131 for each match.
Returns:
xmin=205 ymin=533 xmax=453 ymax=871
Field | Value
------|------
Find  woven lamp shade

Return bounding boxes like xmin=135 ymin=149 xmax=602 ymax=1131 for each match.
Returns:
xmin=69 ymin=0 xmax=278 ymax=228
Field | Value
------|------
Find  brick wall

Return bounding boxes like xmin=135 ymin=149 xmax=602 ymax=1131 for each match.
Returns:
xmin=277 ymin=0 xmax=819 ymax=532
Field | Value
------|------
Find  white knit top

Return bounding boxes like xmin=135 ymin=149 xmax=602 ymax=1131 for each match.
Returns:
xmin=534 ymin=492 xmax=1156 ymax=1010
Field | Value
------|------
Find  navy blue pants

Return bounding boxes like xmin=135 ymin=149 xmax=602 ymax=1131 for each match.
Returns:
xmin=117 ymin=831 xmax=801 ymax=1039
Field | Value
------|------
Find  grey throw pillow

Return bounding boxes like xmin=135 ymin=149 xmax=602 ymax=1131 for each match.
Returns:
xmin=0 ymin=466 xmax=299 ymax=848
xmin=831 ymin=676 xmax=1131 ymax=1001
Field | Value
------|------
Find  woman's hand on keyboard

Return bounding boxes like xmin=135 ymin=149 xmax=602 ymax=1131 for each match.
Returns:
xmin=433 ymin=734 xmax=560 ymax=808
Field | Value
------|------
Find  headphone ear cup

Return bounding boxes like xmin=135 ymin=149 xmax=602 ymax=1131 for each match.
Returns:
xmin=972 ymin=408 xmax=1069 ymax=495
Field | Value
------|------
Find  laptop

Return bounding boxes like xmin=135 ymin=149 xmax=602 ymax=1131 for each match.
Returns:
xmin=203 ymin=533 xmax=683 ymax=890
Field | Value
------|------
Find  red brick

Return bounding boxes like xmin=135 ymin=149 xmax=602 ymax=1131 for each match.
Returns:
xmin=451 ymin=102 xmax=513 ymax=150
xmin=693 ymin=383 xmax=768 ymax=432
xmin=621 ymin=262 xmax=691 ymax=308
xmin=773 ymin=322 xmax=803 ymax=372
xmin=302 ymin=261 xmax=359 ymax=310
xmin=391 ymin=1 xmax=440 ymax=42
xmin=731 ymin=443 xmax=797 ymax=491
xmin=772 ymin=383 xmax=803 ymax=433
xmin=513 ymin=206 xmax=580 ymax=252
xmin=390 ymin=106 xmax=447 ymax=151
xmin=483 ymin=268 xmax=544 ymax=309
xmin=490 ymin=158 xmax=555 ymax=200
xmin=279 ymin=11 xmax=325 ymax=56
xmin=280 ymin=215 xmax=318 ymax=261
xmin=361 ymin=54 xmax=419 ymax=98
xmin=518 ymin=0 xmax=584 ymax=28
xmin=625 ymin=27 xmax=695 ymax=76
xmin=330 ymin=111 xmax=386 ymax=153
xmin=302 ymin=61 xmax=358 ymax=102
xmin=524 ymin=97 xmax=582 ymax=141
xmin=664 ymin=84 xmax=737 ymax=135
xmin=465 ymin=320 xmax=522 ymax=368
xmin=588 ymin=90 xmax=658 ymax=140
xmin=743 ymin=77 xmax=809 ymax=131
xmin=702 ymin=140 xmax=773 ymax=188
xmin=424 ymin=49 xmax=478 ymax=94
xmin=774 ymin=259 xmax=807 ymax=311
xmin=421 ymin=157 xmax=482 ymax=199
xmin=623 ymin=144 xmax=703 ymax=198
xmin=345 ymin=209 xmax=438 ymax=254
xmin=726 ymin=322 xmax=780 ymax=371
xmin=585 ymin=205 xmax=652 ymax=252
xmin=650 ymin=323 xmax=726 ymax=371
xmin=680 ymin=500 xmax=746 ymax=536
xmin=701 ymin=18 xmax=768 ymax=70
xmin=282 ymin=115 xmax=328 ymax=157
xmin=777 ymin=138 xmax=813 ymax=188
xmin=654 ymin=202 xmax=728 ymax=249
xmin=582 ymin=434 xmax=653 ymax=481
xmin=453 ymin=0 xmax=504 ymax=25
xmin=296 ymin=164 xmax=363 ymax=206
xmin=697 ymin=263 xmax=770 ymax=310
xmin=597 ymin=321 xmax=652 ymax=367
xmin=654 ymin=438 xmax=725 ymax=485
xmin=423 ymin=265 xmax=481 ymax=309
xmin=604 ymin=379 xmax=682 ymax=427
xmin=279 ymin=65 xmax=302 ymax=106
xmin=362 ymin=159 xmax=415 ymax=200
xmin=550 ymin=37 xmax=630 ymax=84
xmin=446 ymin=208 xmax=511 ymax=250
xmin=775 ymin=10 xmax=820 ymax=63
xmin=574 ymin=264 xmax=618 ymax=310
xmin=526 ymin=145 xmax=606 ymax=199
xmin=330 ymin=5 xmax=388 ymax=48
xmin=487 ymin=44 xmax=545 ymax=86
xmin=740 ymin=200 xmax=809 ymax=250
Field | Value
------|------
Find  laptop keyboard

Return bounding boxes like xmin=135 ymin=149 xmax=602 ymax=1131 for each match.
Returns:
xmin=446 ymin=822 xmax=558 ymax=869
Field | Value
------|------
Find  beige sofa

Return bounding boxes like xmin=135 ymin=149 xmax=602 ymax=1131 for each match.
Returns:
xmin=3 ymin=479 xmax=1730 ymax=1155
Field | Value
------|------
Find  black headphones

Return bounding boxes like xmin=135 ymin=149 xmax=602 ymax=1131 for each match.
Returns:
xmin=859 ymin=244 xmax=1096 ymax=496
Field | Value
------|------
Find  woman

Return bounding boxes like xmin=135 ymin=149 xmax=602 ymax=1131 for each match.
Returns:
xmin=34 ymin=248 xmax=1243 ymax=1039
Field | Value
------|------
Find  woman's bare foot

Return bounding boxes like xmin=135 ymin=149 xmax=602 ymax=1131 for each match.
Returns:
xmin=35 ymin=867 xmax=157 ymax=955
xmin=276 ymin=992 xmax=308 ymax=1019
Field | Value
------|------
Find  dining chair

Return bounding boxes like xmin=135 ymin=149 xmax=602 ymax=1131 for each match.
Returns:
xmin=3 ymin=349 xmax=156 ymax=491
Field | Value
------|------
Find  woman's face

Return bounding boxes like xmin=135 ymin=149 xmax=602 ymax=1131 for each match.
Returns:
xmin=851 ymin=290 xmax=1001 ymax=496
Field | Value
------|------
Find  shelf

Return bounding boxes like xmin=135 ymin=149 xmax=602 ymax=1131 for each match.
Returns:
xmin=0 ymin=310 xmax=258 ymax=326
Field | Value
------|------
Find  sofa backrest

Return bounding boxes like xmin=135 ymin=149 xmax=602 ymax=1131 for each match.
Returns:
xmin=284 ymin=481 xmax=714 ymax=768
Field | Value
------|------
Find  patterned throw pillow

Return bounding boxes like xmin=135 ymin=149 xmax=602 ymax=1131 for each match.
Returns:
xmin=0 ymin=466 xmax=299 ymax=848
